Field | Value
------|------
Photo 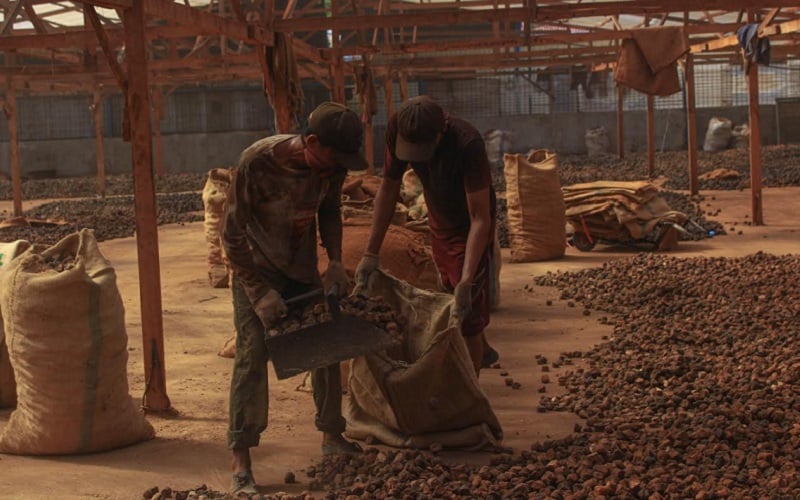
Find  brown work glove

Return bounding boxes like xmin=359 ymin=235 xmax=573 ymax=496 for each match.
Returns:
xmin=253 ymin=289 xmax=287 ymax=328
xmin=449 ymin=280 xmax=473 ymax=328
xmin=323 ymin=260 xmax=349 ymax=297
xmin=352 ymin=252 xmax=379 ymax=296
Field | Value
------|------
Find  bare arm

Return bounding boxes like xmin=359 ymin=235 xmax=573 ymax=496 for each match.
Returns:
xmin=318 ymin=173 xmax=345 ymax=262
xmin=365 ymin=176 xmax=402 ymax=255
xmin=459 ymin=186 xmax=492 ymax=285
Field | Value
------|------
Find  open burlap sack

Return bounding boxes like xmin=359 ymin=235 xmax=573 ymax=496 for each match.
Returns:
xmin=344 ymin=271 xmax=502 ymax=450
xmin=202 ymin=167 xmax=232 ymax=288
xmin=0 ymin=230 xmax=154 ymax=455
xmin=318 ymin=221 xmax=441 ymax=293
xmin=0 ymin=239 xmax=31 ymax=409
xmin=504 ymin=150 xmax=566 ymax=262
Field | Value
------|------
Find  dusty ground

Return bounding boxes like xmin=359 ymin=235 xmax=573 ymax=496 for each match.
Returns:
xmin=1 ymin=187 xmax=798 ymax=500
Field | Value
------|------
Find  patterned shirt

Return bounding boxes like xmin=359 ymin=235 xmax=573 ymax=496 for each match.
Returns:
xmin=222 ymin=135 xmax=345 ymax=303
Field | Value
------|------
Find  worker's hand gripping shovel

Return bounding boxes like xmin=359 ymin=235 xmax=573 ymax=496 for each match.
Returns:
xmin=264 ymin=283 xmax=396 ymax=380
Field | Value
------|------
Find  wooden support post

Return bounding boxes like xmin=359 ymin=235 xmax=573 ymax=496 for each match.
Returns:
xmin=616 ymin=84 xmax=624 ymax=159
xmin=685 ymin=54 xmax=699 ymax=195
xmin=646 ymin=94 xmax=655 ymax=178
xmin=747 ymin=14 xmax=764 ymax=225
xmin=363 ymin=111 xmax=374 ymax=175
xmin=92 ymin=86 xmax=107 ymax=199
xmin=745 ymin=10 xmax=764 ymax=226
xmin=4 ymin=77 xmax=22 ymax=217
xmin=398 ymin=70 xmax=408 ymax=102
xmin=122 ymin=0 xmax=171 ymax=412
xmin=330 ymin=0 xmax=346 ymax=104
xmin=152 ymin=87 xmax=165 ymax=178
xmin=384 ymin=74 xmax=394 ymax=118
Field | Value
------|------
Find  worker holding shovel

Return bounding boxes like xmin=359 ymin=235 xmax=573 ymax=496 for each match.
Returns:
xmin=354 ymin=95 xmax=499 ymax=375
xmin=222 ymin=102 xmax=367 ymax=495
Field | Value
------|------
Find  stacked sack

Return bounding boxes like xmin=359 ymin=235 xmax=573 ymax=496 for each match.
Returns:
xmin=503 ymin=150 xmax=566 ymax=262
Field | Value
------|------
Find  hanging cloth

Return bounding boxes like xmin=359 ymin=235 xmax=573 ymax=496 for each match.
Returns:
xmin=737 ymin=24 xmax=771 ymax=75
xmin=614 ymin=27 xmax=688 ymax=96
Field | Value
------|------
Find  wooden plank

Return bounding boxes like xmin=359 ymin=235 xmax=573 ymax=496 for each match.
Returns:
xmin=122 ymin=0 xmax=171 ymax=412
xmin=92 ymin=86 xmax=107 ymax=198
xmin=685 ymin=53 xmax=699 ymax=195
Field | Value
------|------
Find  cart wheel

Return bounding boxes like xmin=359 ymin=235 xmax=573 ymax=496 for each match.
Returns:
xmin=571 ymin=232 xmax=596 ymax=252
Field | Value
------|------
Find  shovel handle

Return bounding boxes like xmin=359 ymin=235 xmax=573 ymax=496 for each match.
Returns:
xmin=284 ymin=288 xmax=324 ymax=307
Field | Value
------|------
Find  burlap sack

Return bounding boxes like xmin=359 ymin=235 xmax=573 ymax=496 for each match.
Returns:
xmin=703 ymin=117 xmax=733 ymax=152
xmin=318 ymin=221 xmax=441 ymax=293
xmin=0 ymin=239 xmax=31 ymax=409
xmin=0 ymin=230 xmax=154 ymax=455
xmin=504 ymin=150 xmax=567 ymax=262
xmin=345 ymin=270 xmax=502 ymax=450
xmin=202 ymin=167 xmax=232 ymax=288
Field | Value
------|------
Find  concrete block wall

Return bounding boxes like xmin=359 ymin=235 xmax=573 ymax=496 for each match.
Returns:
xmin=0 ymin=106 xmax=782 ymax=178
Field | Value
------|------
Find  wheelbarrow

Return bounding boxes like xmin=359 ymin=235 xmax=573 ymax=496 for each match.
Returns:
xmin=265 ymin=284 xmax=396 ymax=380
xmin=567 ymin=212 xmax=692 ymax=252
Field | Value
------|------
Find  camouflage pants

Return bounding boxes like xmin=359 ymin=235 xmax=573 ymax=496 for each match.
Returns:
xmin=227 ymin=275 xmax=345 ymax=449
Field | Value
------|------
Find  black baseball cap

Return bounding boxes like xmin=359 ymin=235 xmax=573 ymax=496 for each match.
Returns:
xmin=307 ymin=102 xmax=369 ymax=171
xmin=395 ymin=95 xmax=446 ymax=162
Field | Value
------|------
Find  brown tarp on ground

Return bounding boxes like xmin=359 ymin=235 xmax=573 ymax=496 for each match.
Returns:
xmin=563 ymin=181 xmax=686 ymax=241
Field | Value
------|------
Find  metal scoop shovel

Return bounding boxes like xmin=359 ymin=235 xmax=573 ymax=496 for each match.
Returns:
xmin=265 ymin=284 xmax=395 ymax=380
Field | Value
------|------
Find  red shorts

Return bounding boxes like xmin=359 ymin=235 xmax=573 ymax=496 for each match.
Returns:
xmin=430 ymin=229 xmax=493 ymax=337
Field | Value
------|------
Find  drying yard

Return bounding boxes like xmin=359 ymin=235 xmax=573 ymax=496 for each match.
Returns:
xmin=2 ymin=0 xmax=800 ymax=499
xmin=1 ymin=169 xmax=799 ymax=499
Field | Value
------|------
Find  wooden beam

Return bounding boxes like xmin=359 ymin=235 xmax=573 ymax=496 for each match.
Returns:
xmin=122 ymin=0 xmax=171 ymax=412
xmin=276 ymin=6 xmax=530 ymax=32
xmin=82 ymin=0 xmax=133 ymax=9
xmin=85 ymin=4 xmax=128 ymax=92
xmin=691 ymin=17 xmax=800 ymax=53
xmin=685 ymin=53 xmax=698 ymax=195
xmin=747 ymin=11 xmax=763 ymax=226
xmin=616 ymin=84 xmax=624 ymax=159
xmin=142 ymin=0 xmax=268 ymax=43
xmin=151 ymin=86 xmax=165 ymax=178
xmin=0 ymin=0 xmax=26 ymax=35
xmin=759 ymin=8 xmax=781 ymax=31
xmin=91 ymin=85 xmax=106 ymax=198
xmin=275 ymin=1 xmax=799 ymax=32
xmin=3 ymin=75 xmax=22 ymax=216
xmin=23 ymin=3 xmax=48 ymax=33
xmin=646 ymin=94 xmax=655 ymax=178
